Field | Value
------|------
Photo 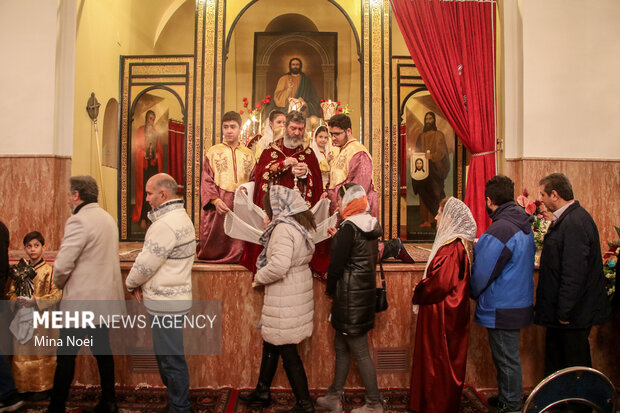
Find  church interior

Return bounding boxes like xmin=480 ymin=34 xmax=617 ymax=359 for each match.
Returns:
xmin=1 ymin=0 xmax=619 ymax=411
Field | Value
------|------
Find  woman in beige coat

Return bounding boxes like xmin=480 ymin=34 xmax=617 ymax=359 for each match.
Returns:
xmin=239 ymin=185 xmax=316 ymax=413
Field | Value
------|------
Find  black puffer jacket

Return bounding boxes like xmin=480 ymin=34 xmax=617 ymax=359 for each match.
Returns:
xmin=326 ymin=220 xmax=382 ymax=335
xmin=535 ymin=201 xmax=610 ymax=328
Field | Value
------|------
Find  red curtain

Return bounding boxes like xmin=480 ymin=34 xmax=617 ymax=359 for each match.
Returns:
xmin=168 ymin=120 xmax=185 ymax=195
xmin=391 ymin=0 xmax=496 ymax=235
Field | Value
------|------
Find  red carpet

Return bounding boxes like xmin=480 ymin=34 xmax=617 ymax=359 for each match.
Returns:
xmin=21 ymin=385 xmax=490 ymax=412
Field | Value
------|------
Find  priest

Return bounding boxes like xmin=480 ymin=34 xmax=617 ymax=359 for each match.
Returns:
xmin=197 ymin=111 xmax=256 ymax=262
xmin=239 ymin=110 xmax=325 ymax=274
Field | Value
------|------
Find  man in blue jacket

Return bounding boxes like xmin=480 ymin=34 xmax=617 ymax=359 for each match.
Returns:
xmin=471 ymin=175 xmax=536 ymax=413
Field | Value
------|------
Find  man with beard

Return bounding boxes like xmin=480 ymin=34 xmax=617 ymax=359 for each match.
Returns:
xmin=132 ymin=110 xmax=164 ymax=230
xmin=239 ymin=110 xmax=324 ymax=274
xmin=411 ymin=111 xmax=450 ymax=227
xmin=272 ymin=57 xmax=321 ymax=118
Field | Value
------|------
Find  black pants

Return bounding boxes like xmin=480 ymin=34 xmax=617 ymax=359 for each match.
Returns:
xmin=262 ymin=341 xmax=311 ymax=402
xmin=48 ymin=325 xmax=116 ymax=412
xmin=544 ymin=327 xmax=592 ymax=377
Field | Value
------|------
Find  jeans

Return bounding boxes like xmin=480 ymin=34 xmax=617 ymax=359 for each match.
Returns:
xmin=150 ymin=314 xmax=191 ymax=413
xmin=49 ymin=325 xmax=116 ymax=412
xmin=330 ymin=331 xmax=380 ymax=404
xmin=487 ymin=328 xmax=522 ymax=411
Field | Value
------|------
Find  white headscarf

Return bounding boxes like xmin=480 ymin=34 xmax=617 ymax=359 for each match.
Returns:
xmin=310 ymin=126 xmax=331 ymax=162
xmin=413 ymin=197 xmax=476 ymax=313
xmin=341 ymin=184 xmax=377 ymax=232
xmin=256 ymin=185 xmax=314 ymax=270
xmin=423 ymin=197 xmax=476 ymax=280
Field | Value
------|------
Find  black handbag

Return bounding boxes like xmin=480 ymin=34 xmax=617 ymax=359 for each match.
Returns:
xmin=376 ymin=260 xmax=388 ymax=313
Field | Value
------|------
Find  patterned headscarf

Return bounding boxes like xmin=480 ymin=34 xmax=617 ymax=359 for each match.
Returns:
xmin=341 ymin=184 xmax=377 ymax=232
xmin=256 ymin=185 xmax=314 ymax=271
xmin=423 ymin=197 xmax=476 ymax=280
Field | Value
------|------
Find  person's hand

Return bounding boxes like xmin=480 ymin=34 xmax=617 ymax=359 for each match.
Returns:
xmin=541 ymin=210 xmax=554 ymax=222
xmin=326 ymin=153 xmax=334 ymax=162
xmin=131 ymin=286 xmax=143 ymax=303
xmin=292 ymin=163 xmax=308 ymax=177
xmin=214 ymin=199 xmax=230 ymax=215
xmin=283 ymin=157 xmax=298 ymax=167
xmin=16 ymin=296 xmax=34 ymax=308
xmin=320 ymin=191 xmax=328 ymax=199
xmin=327 ymin=227 xmax=337 ymax=237
xmin=287 ymin=78 xmax=295 ymax=90
xmin=263 ymin=216 xmax=271 ymax=229
xmin=425 ymin=150 xmax=431 ymax=160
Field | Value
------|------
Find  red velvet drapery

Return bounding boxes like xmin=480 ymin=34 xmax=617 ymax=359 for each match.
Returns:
xmin=168 ymin=120 xmax=185 ymax=195
xmin=391 ymin=0 xmax=496 ymax=235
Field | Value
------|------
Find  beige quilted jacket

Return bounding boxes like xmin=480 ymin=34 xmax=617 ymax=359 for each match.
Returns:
xmin=255 ymin=222 xmax=315 ymax=346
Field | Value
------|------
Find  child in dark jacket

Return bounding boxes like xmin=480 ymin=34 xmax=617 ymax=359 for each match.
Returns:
xmin=318 ymin=183 xmax=383 ymax=413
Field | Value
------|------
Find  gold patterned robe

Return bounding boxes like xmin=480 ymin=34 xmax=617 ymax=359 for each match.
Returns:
xmin=7 ymin=259 xmax=61 ymax=392
xmin=327 ymin=139 xmax=378 ymax=217
xmin=197 ymin=142 xmax=256 ymax=262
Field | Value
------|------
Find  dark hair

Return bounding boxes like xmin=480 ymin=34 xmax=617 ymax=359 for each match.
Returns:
xmin=222 ymin=111 xmax=242 ymax=127
xmin=291 ymin=210 xmax=316 ymax=231
xmin=70 ymin=175 xmax=98 ymax=203
xmin=263 ymin=191 xmax=316 ymax=231
xmin=285 ymin=110 xmax=305 ymax=127
xmin=314 ymin=125 xmax=328 ymax=136
xmin=485 ymin=175 xmax=515 ymax=206
xmin=328 ymin=114 xmax=352 ymax=131
xmin=423 ymin=111 xmax=437 ymax=132
xmin=145 ymin=110 xmax=155 ymax=121
xmin=288 ymin=57 xmax=302 ymax=72
xmin=439 ymin=197 xmax=449 ymax=211
xmin=269 ymin=109 xmax=286 ymax=123
xmin=337 ymin=182 xmax=357 ymax=199
xmin=23 ymin=231 xmax=44 ymax=246
xmin=539 ymin=173 xmax=574 ymax=201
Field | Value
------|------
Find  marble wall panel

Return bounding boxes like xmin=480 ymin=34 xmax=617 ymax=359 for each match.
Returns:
xmin=0 ymin=156 xmax=71 ymax=250
xmin=66 ymin=263 xmax=618 ymax=390
xmin=505 ymin=158 xmax=620 ymax=249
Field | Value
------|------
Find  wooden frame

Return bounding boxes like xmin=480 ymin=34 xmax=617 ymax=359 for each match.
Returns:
xmin=118 ymin=55 xmax=195 ymax=241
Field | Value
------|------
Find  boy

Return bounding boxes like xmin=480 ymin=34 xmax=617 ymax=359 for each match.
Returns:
xmin=8 ymin=231 xmax=61 ymax=400
xmin=197 ymin=111 xmax=256 ymax=262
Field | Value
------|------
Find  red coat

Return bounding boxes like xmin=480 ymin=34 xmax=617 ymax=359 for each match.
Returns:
xmin=409 ymin=239 xmax=471 ymax=413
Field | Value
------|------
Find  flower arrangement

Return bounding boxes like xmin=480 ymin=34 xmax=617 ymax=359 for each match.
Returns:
xmin=603 ymin=226 xmax=619 ymax=300
xmin=239 ymin=95 xmax=271 ymax=142
xmin=516 ymin=189 xmax=550 ymax=251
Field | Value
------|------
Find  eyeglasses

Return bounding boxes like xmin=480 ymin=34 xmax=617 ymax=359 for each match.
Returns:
xmin=329 ymin=131 xmax=345 ymax=138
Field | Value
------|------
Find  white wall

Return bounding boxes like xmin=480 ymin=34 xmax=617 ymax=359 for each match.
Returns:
xmin=0 ymin=0 xmax=75 ymax=156
xmin=518 ymin=0 xmax=620 ymax=159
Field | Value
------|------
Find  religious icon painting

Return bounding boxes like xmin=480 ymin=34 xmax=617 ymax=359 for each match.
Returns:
xmin=410 ymin=153 xmax=429 ymax=181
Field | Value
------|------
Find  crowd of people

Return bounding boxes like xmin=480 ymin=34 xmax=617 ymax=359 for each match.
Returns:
xmin=0 ymin=109 xmax=610 ymax=413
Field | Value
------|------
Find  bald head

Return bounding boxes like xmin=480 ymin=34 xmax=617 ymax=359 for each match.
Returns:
xmin=150 ymin=173 xmax=178 ymax=195
xmin=145 ymin=173 xmax=179 ymax=210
